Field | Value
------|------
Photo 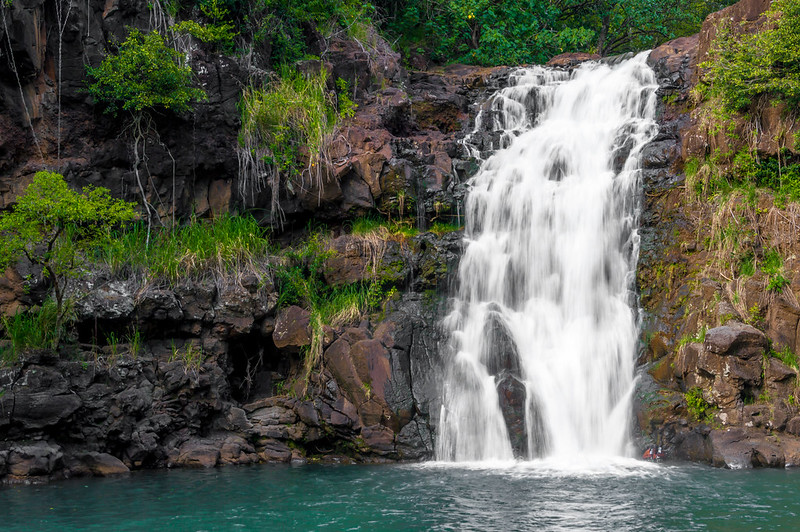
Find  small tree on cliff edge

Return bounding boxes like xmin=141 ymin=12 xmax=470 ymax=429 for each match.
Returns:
xmin=0 ymin=171 xmax=136 ymax=347
xmin=86 ymin=28 xmax=206 ymax=243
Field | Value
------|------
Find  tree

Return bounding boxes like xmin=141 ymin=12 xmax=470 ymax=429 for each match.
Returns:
xmin=86 ymin=29 xmax=206 ymax=240
xmin=0 ymin=171 xmax=136 ymax=344
xmin=86 ymin=29 xmax=205 ymax=115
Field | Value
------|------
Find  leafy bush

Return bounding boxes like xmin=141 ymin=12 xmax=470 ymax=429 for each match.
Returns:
xmin=700 ymin=0 xmax=800 ymax=112
xmin=86 ymin=28 xmax=206 ymax=115
xmin=378 ymin=0 xmax=732 ymax=66
xmin=243 ymin=0 xmax=375 ymax=67
xmin=174 ymin=0 xmax=237 ymax=50
xmin=0 ymin=171 xmax=135 ymax=346
xmin=685 ymin=387 xmax=715 ymax=424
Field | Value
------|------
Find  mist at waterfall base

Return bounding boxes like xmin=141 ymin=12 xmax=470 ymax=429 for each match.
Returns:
xmin=4 ymin=463 xmax=800 ymax=530
xmin=437 ymin=54 xmax=659 ymax=462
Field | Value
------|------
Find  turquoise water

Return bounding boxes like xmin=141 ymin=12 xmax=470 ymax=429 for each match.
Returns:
xmin=2 ymin=459 xmax=799 ymax=531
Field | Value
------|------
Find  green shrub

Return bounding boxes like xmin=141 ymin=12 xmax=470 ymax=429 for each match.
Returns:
xmin=0 ymin=171 xmax=135 ymax=347
xmin=700 ymin=0 xmax=800 ymax=112
xmin=685 ymin=387 xmax=715 ymax=424
xmin=245 ymin=0 xmax=375 ymax=67
xmin=86 ymin=28 xmax=206 ymax=115
xmin=174 ymin=0 xmax=237 ymax=50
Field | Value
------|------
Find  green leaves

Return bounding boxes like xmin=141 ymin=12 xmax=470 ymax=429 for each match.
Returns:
xmin=701 ymin=0 xmax=800 ymax=112
xmin=377 ymin=0 xmax=730 ymax=66
xmin=86 ymin=29 xmax=206 ymax=115
xmin=0 ymin=171 xmax=136 ymax=350
xmin=0 ymin=171 xmax=136 ymax=273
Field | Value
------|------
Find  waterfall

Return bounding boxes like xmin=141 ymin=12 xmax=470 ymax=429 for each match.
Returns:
xmin=437 ymin=54 xmax=659 ymax=462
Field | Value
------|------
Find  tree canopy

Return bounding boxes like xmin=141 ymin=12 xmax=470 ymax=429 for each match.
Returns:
xmin=374 ymin=0 xmax=736 ymax=66
xmin=0 ymin=171 xmax=136 ymax=340
xmin=86 ymin=29 xmax=206 ymax=115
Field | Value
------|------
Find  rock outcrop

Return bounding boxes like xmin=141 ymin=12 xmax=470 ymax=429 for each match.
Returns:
xmin=636 ymin=0 xmax=800 ymax=468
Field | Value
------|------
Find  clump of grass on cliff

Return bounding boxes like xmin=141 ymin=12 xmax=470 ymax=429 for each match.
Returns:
xmin=237 ymin=67 xmax=338 ymax=219
xmin=98 ymin=213 xmax=272 ymax=281
xmin=274 ymin=229 xmax=392 ymax=392
xmin=0 ymin=299 xmax=72 ymax=364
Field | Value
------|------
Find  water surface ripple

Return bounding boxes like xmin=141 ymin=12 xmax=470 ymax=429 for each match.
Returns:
xmin=2 ymin=462 xmax=799 ymax=531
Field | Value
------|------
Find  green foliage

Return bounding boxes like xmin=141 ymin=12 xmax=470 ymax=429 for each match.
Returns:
xmin=239 ymin=67 xmax=337 ymax=178
xmin=238 ymin=67 xmax=345 ymax=217
xmin=86 ymin=28 xmax=206 ymax=115
xmin=762 ymin=248 xmax=790 ymax=292
xmin=771 ymin=345 xmax=799 ymax=370
xmin=0 ymin=299 xmax=72 ymax=364
xmin=688 ymin=149 xmax=800 ymax=207
xmin=350 ymin=216 xmax=419 ymax=239
xmin=738 ymin=251 xmax=755 ymax=278
xmin=336 ymin=77 xmax=357 ymax=119
xmin=685 ymin=387 xmax=716 ymax=424
xmin=170 ymin=341 xmax=206 ymax=371
xmin=700 ymin=0 xmax=800 ymax=112
xmin=174 ymin=0 xmax=237 ymax=50
xmin=97 ymin=213 xmax=271 ymax=281
xmin=275 ymin=230 xmax=391 ymax=324
xmin=377 ymin=0 xmax=732 ymax=66
xmin=243 ymin=0 xmax=375 ymax=67
xmin=678 ymin=326 xmax=707 ymax=348
xmin=0 ymin=171 xmax=135 ymax=347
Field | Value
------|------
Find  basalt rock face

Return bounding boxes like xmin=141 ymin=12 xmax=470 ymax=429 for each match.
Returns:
xmin=635 ymin=0 xmax=800 ymax=468
xmin=0 ymin=0 xmax=493 ymax=482
xmin=0 ymin=231 xmax=459 ymax=482
xmin=0 ymin=0 xmax=505 ymax=228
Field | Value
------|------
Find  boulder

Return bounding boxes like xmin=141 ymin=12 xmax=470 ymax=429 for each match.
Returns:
xmin=66 ymin=452 xmax=130 ymax=477
xmin=7 ymin=441 xmax=63 ymax=477
xmin=273 ymin=306 xmax=311 ymax=350
xmin=171 ymin=439 xmax=220 ymax=468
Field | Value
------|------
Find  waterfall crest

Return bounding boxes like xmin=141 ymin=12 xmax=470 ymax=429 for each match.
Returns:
xmin=437 ymin=54 xmax=659 ymax=462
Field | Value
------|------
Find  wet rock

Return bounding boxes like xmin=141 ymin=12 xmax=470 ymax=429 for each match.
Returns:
xmin=219 ymin=435 xmax=258 ymax=465
xmin=273 ymin=306 xmax=311 ymax=350
xmin=710 ymin=428 xmax=784 ymax=468
xmin=7 ymin=441 xmax=63 ymax=477
xmin=547 ymin=52 xmax=601 ymax=68
xmin=66 ymin=452 xmax=130 ymax=477
xmin=258 ymin=439 xmax=292 ymax=462
xmin=6 ymin=365 xmax=82 ymax=430
xmin=171 ymin=439 xmax=220 ymax=468
xmin=361 ymin=425 xmax=395 ymax=455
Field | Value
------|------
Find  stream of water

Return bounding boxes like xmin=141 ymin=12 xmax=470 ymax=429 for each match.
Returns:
xmin=437 ymin=54 xmax=659 ymax=461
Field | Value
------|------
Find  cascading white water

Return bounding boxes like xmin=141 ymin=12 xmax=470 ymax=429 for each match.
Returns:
xmin=437 ymin=54 xmax=659 ymax=462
